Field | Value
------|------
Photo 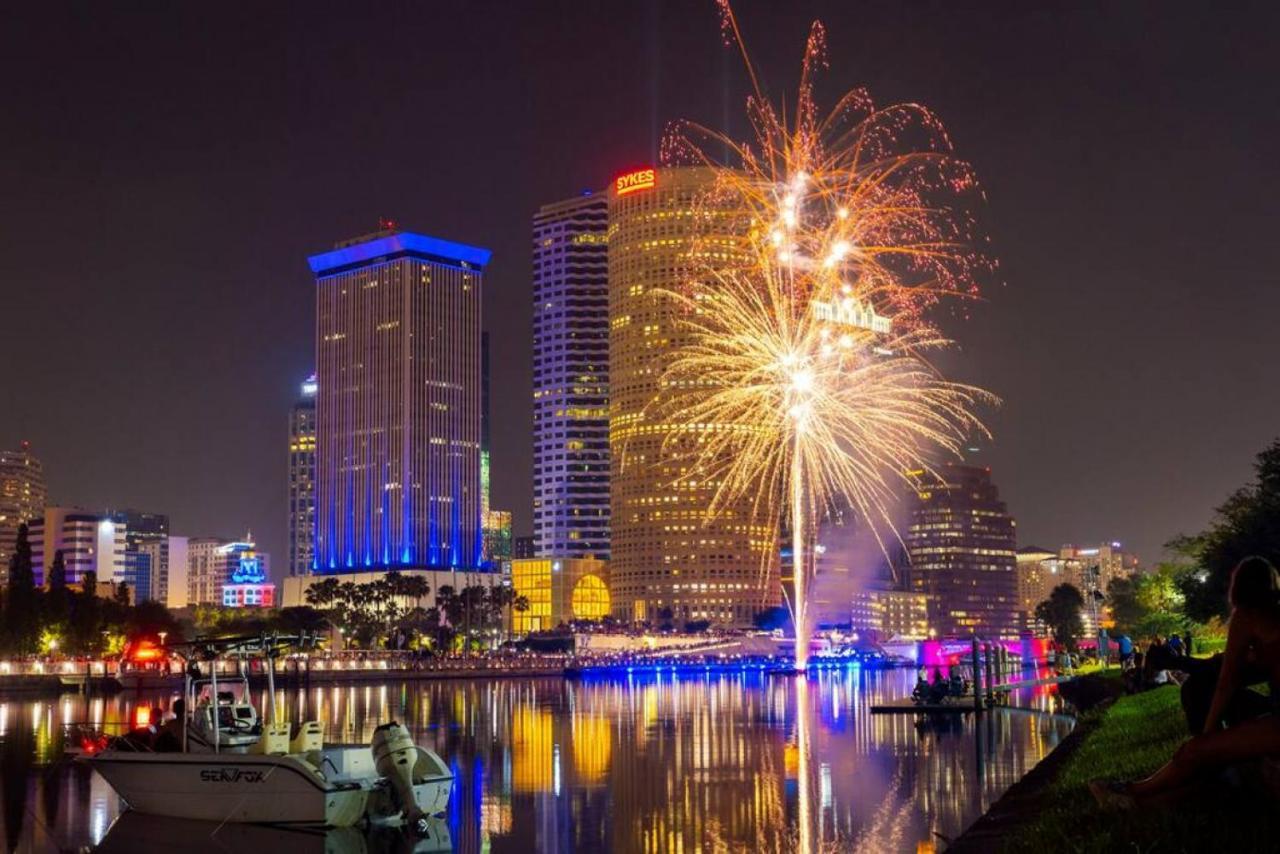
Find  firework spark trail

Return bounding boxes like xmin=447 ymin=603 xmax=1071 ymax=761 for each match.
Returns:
xmin=655 ymin=2 xmax=996 ymax=669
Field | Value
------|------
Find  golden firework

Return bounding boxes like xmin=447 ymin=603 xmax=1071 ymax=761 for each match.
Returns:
xmin=655 ymin=4 xmax=996 ymax=668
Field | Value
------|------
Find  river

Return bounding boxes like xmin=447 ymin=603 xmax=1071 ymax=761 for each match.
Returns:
xmin=0 ymin=667 xmax=1072 ymax=852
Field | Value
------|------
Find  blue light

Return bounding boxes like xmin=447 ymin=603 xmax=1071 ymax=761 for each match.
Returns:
xmin=308 ymin=232 xmax=492 ymax=274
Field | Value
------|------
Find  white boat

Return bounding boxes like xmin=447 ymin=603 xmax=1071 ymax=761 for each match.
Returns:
xmin=94 ymin=810 xmax=452 ymax=853
xmin=83 ymin=633 xmax=453 ymax=831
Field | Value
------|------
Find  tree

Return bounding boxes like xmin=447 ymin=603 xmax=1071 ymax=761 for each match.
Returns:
xmin=48 ymin=550 xmax=67 ymax=592
xmin=1107 ymin=565 xmax=1193 ymax=640
xmin=1178 ymin=440 xmax=1280 ymax=623
xmin=753 ymin=606 xmax=791 ymax=632
xmin=4 ymin=524 xmax=39 ymax=653
xmin=114 ymin=581 xmax=131 ymax=607
xmin=1035 ymin=583 xmax=1085 ymax=651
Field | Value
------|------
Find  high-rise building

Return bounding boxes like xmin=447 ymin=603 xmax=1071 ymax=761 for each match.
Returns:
xmin=514 ymin=536 xmax=536 ymax=559
xmin=1060 ymin=542 xmax=1139 ymax=594
xmin=108 ymin=509 xmax=169 ymax=603
xmin=532 ymin=191 xmax=610 ymax=560
xmin=288 ymin=373 xmax=318 ymax=576
xmin=608 ymin=166 xmax=774 ymax=625
xmin=310 ymin=227 xmax=491 ymax=572
xmin=0 ymin=442 xmax=46 ymax=581
xmin=139 ymin=536 xmax=186 ymax=608
xmin=901 ymin=464 xmax=1020 ymax=638
xmin=1015 ymin=545 xmax=1061 ymax=632
xmin=29 ymin=508 xmax=126 ymax=587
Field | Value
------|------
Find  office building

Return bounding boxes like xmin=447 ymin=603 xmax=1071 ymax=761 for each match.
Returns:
xmin=509 ymin=557 xmax=611 ymax=635
xmin=108 ymin=509 xmax=169 ymax=603
xmin=141 ymin=535 xmax=188 ymax=609
xmin=1060 ymin=542 xmax=1140 ymax=594
xmin=29 ymin=508 xmax=126 ymax=587
xmin=1015 ymin=545 xmax=1061 ymax=632
xmin=607 ymin=166 xmax=773 ymax=626
xmin=289 ymin=373 xmax=318 ymax=576
xmin=310 ymin=227 xmax=490 ymax=571
xmin=532 ymin=191 xmax=611 ymax=560
xmin=514 ymin=536 xmax=536 ymax=559
xmin=901 ymin=464 xmax=1020 ymax=638
xmin=850 ymin=587 xmax=932 ymax=641
xmin=0 ymin=442 xmax=46 ymax=581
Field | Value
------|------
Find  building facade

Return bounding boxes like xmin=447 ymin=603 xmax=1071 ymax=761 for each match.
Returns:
xmin=29 ymin=508 xmax=126 ymax=587
xmin=108 ymin=509 xmax=169 ymax=603
xmin=0 ymin=442 xmax=46 ymax=581
xmin=289 ymin=373 xmax=318 ymax=576
xmin=1060 ymin=542 xmax=1139 ymax=596
xmin=311 ymin=228 xmax=490 ymax=572
xmin=186 ymin=537 xmax=267 ymax=606
xmin=509 ymin=557 xmax=611 ymax=635
xmin=222 ymin=547 xmax=276 ymax=608
xmin=532 ymin=191 xmax=611 ymax=560
xmin=607 ymin=166 xmax=775 ymax=626
xmin=849 ymin=587 xmax=932 ymax=641
xmin=901 ymin=464 xmax=1020 ymax=638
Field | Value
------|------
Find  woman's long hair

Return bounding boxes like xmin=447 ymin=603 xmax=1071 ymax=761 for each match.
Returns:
xmin=1228 ymin=556 xmax=1280 ymax=610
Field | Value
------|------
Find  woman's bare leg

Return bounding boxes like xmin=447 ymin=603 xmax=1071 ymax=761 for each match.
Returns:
xmin=1130 ymin=717 xmax=1280 ymax=797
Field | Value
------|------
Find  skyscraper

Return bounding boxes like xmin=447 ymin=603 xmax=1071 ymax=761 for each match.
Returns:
xmin=0 ymin=442 xmax=46 ymax=581
xmin=607 ymin=166 xmax=776 ymax=625
xmin=532 ymin=191 xmax=610 ymax=559
xmin=902 ymin=463 xmax=1020 ymax=638
xmin=288 ymin=373 xmax=318 ymax=576
xmin=310 ymin=227 xmax=490 ymax=571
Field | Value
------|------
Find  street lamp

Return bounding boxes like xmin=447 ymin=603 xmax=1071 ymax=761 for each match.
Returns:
xmin=158 ymin=631 xmax=168 ymax=646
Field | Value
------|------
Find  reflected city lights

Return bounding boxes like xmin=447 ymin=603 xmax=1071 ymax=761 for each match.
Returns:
xmin=0 ymin=670 xmax=1070 ymax=851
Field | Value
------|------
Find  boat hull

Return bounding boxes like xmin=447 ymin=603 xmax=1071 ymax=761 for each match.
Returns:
xmin=87 ymin=752 xmax=368 ymax=826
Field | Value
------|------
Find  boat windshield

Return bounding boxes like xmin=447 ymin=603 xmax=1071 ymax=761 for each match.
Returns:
xmin=193 ymin=679 xmax=250 ymax=708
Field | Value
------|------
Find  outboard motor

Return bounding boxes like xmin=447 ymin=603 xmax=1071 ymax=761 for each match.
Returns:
xmin=371 ymin=721 xmax=427 ymax=833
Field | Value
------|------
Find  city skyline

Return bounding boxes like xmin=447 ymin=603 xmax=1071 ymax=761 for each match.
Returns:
xmin=3 ymin=2 xmax=1278 ymax=577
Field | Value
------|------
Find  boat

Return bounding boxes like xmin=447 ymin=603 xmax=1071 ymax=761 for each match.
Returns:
xmin=82 ymin=633 xmax=454 ymax=831
xmin=94 ymin=811 xmax=452 ymax=853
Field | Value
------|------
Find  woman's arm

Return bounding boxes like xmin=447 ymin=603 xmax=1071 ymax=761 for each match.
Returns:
xmin=1202 ymin=611 xmax=1251 ymax=734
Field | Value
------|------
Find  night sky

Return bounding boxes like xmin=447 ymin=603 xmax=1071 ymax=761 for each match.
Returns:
xmin=3 ymin=2 xmax=1278 ymax=579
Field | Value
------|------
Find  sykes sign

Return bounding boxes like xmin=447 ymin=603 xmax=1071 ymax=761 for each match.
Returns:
xmin=615 ymin=168 xmax=656 ymax=196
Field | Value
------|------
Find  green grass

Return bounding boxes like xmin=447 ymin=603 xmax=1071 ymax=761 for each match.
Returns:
xmin=1004 ymin=684 xmax=1280 ymax=853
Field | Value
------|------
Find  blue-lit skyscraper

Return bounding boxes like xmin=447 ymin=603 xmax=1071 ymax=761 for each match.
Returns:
xmin=310 ymin=226 xmax=491 ymax=571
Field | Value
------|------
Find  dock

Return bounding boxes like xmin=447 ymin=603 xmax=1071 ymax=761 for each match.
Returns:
xmin=870 ymin=701 xmax=974 ymax=714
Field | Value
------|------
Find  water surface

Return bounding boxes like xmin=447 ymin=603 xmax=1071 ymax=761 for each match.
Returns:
xmin=0 ymin=668 xmax=1072 ymax=852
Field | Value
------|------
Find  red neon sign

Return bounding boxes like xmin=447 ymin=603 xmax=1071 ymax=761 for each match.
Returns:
xmin=615 ymin=168 xmax=656 ymax=196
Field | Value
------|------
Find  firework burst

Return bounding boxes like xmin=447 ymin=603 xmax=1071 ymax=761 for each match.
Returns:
xmin=656 ymin=3 xmax=996 ymax=668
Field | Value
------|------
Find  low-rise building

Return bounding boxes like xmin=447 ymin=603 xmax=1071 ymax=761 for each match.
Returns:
xmin=510 ymin=557 xmax=610 ymax=635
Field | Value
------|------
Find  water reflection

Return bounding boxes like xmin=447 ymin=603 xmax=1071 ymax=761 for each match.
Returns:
xmin=0 ymin=668 xmax=1072 ymax=852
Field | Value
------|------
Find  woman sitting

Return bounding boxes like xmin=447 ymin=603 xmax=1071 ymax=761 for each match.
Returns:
xmin=1090 ymin=556 xmax=1280 ymax=809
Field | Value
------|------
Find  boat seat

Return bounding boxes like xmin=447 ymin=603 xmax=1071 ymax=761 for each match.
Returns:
xmin=251 ymin=723 xmax=291 ymax=755
xmin=290 ymin=720 xmax=324 ymax=754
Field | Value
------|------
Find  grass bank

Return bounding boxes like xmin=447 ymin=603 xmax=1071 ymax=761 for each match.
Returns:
xmin=986 ymin=679 xmax=1278 ymax=852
